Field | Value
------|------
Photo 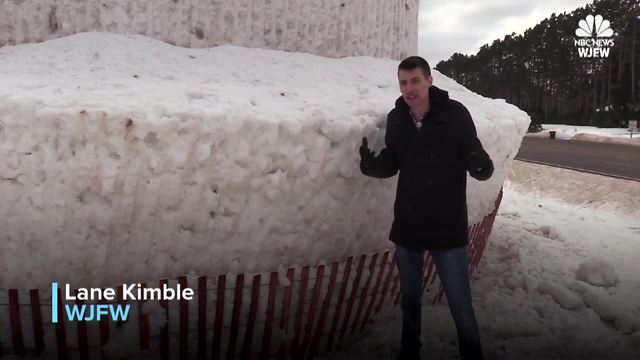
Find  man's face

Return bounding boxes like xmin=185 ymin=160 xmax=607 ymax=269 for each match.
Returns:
xmin=398 ymin=68 xmax=433 ymax=108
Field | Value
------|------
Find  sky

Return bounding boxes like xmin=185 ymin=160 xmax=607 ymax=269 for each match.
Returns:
xmin=418 ymin=0 xmax=595 ymax=66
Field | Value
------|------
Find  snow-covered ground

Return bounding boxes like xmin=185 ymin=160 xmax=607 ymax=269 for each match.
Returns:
xmin=0 ymin=32 xmax=529 ymax=288
xmin=333 ymin=161 xmax=640 ymax=359
xmin=507 ymin=160 xmax=640 ymax=217
xmin=529 ymin=124 xmax=640 ymax=146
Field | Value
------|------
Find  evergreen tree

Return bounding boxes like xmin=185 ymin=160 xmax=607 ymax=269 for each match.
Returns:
xmin=435 ymin=0 xmax=640 ymax=127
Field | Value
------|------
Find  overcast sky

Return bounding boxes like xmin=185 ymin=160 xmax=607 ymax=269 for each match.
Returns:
xmin=418 ymin=0 xmax=594 ymax=66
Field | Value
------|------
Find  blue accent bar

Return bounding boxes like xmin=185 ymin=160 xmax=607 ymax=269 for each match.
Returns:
xmin=52 ymin=282 xmax=58 ymax=323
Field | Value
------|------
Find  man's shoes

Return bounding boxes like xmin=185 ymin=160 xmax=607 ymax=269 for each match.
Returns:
xmin=394 ymin=348 xmax=421 ymax=360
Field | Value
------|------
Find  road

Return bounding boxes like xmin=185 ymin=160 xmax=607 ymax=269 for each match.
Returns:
xmin=515 ymin=137 xmax=640 ymax=181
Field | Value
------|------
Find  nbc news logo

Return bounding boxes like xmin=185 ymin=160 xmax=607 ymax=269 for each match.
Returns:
xmin=574 ymin=14 xmax=615 ymax=58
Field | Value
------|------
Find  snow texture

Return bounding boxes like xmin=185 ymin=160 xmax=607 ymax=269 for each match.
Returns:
xmin=0 ymin=33 xmax=529 ymax=288
xmin=0 ymin=0 xmax=419 ymax=60
xmin=537 ymin=280 xmax=583 ymax=310
xmin=575 ymin=258 xmax=617 ymax=287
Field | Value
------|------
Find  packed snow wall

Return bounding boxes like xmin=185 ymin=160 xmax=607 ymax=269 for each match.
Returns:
xmin=0 ymin=0 xmax=419 ymax=60
xmin=0 ymin=33 xmax=530 ymax=288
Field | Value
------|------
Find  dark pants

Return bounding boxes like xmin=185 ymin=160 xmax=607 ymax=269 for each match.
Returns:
xmin=395 ymin=244 xmax=483 ymax=359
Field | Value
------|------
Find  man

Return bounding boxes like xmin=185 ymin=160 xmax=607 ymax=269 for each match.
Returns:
xmin=359 ymin=56 xmax=493 ymax=360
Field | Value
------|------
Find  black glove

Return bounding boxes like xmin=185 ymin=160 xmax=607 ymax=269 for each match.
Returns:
xmin=472 ymin=151 xmax=492 ymax=174
xmin=461 ymin=140 xmax=494 ymax=181
xmin=359 ymin=137 xmax=375 ymax=166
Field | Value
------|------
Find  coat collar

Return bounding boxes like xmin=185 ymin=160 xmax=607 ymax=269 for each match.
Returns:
xmin=394 ymin=85 xmax=450 ymax=124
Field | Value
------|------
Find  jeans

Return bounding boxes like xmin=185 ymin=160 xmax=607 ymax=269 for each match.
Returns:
xmin=395 ymin=243 xmax=483 ymax=360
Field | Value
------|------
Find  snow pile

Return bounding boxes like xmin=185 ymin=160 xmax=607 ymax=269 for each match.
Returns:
xmin=528 ymin=124 xmax=640 ymax=146
xmin=572 ymin=281 xmax=618 ymax=323
xmin=0 ymin=33 xmax=530 ymax=288
xmin=541 ymin=124 xmax=638 ymax=139
xmin=0 ymin=0 xmax=418 ymax=60
xmin=537 ymin=280 xmax=582 ymax=310
xmin=333 ymin=180 xmax=640 ymax=359
xmin=575 ymin=258 xmax=617 ymax=287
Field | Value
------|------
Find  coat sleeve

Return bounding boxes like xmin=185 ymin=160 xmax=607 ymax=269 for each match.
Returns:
xmin=458 ymin=105 xmax=494 ymax=181
xmin=360 ymin=115 xmax=400 ymax=178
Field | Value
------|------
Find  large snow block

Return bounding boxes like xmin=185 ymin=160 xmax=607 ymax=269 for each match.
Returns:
xmin=0 ymin=0 xmax=419 ymax=60
xmin=0 ymin=33 xmax=530 ymax=288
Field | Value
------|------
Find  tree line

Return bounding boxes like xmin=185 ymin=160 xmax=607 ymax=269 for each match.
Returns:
xmin=435 ymin=0 xmax=639 ymax=127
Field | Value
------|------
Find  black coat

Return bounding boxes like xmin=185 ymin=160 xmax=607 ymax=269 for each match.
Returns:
xmin=360 ymin=86 xmax=494 ymax=251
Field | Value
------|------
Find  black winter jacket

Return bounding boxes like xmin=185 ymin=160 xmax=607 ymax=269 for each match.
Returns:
xmin=360 ymin=86 xmax=494 ymax=251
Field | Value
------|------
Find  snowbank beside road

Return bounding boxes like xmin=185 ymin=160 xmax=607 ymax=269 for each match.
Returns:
xmin=507 ymin=160 xmax=640 ymax=217
xmin=528 ymin=124 xmax=640 ymax=146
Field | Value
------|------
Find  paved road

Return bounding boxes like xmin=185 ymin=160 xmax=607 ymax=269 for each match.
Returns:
xmin=515 ymin=137 xmax=640 ymax=181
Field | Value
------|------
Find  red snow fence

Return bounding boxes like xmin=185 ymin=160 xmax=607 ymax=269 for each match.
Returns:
xmin=0 ymin=191 xmax=502 ymax=359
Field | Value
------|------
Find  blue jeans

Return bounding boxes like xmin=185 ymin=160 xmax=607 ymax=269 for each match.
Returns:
xmin=395 ymin=244 xmax=483 ymax=359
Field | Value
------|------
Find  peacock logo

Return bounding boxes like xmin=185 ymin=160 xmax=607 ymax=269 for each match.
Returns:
xmin=574 ymin=14 xmax=614 ymax=58
xmin=575 ymin=14 xmax=614 ymax=38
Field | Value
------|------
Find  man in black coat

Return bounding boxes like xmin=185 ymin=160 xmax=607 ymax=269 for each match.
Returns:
xmin=359 ymin=56 xmax=493 ymax=360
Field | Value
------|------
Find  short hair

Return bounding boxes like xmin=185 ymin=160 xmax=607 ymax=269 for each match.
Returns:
xmin=398 ymin=56 xmax=431 ymax=78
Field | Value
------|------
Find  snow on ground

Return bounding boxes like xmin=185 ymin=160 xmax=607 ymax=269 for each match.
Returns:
xmin=332 ymin=162 xmax=640 ymax=359
xmin=0 ymin=32 xmax=529 ymax=288
xmin=507 ymin=160 xmax=640 ymax=217
xmin=541 ymin=124 xmax=638 ymax=139
xmin=528 ymin=124 xmax=640 ymax=146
